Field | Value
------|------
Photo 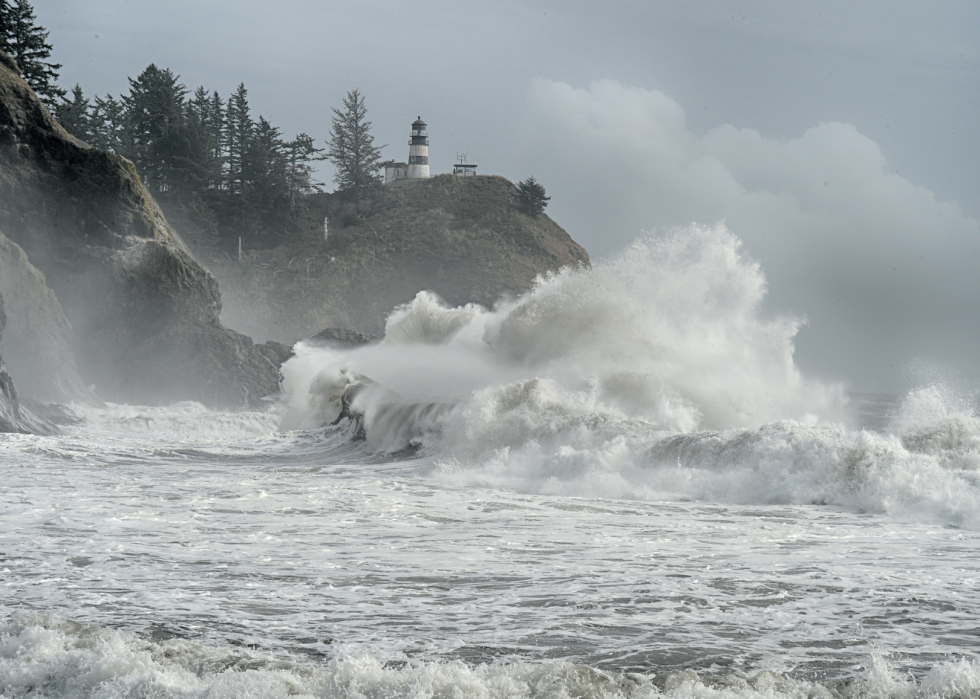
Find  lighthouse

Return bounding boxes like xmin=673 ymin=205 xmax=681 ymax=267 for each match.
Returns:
xmin=407 ymin=117 xmax=430 ymax=179
xmin=384 ymin=117 xmax=433 ymax=183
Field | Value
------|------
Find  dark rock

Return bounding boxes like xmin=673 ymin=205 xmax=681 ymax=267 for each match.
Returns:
xmin=0 ymin=291 xmax=16 ymax=431
xmin=0 ymin=50 xmax=280 ymax=408
xmin=0 ymin=231 xmax=95 ymax=403
xmin=0 ymin=291 xmax=56 ymax=434
xmin=19 ymin=397 xmax=81 ymax=425
xmin=309 ymin=327 xmax=379 ymax=349
xmin=255 ymin=340 xmax=295 ymax=370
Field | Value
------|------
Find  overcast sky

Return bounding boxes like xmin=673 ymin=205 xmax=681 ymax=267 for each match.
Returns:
xmin=39 ymin=1 xmax=980 ymax=393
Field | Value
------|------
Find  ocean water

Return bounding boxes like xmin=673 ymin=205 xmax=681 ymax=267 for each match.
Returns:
xmin=3 ymin=226 xmax=980 ymax=698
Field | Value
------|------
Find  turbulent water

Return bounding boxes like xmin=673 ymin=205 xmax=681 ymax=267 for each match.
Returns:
xmin=3 ymin=225 xmax=980 ymax=698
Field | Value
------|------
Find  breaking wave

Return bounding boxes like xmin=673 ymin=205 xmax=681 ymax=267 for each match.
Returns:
xmin=4 ymin=611 xmax=980 ymax=699
xmin=280 ymin=224 xmax=980 ymax=527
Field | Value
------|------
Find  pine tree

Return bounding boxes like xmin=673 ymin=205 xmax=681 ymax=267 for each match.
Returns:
xmin=246 ymin=116 xmax=287 ymax=197
xmin=0 ymin=0 xmax=64 ymax=107
xmin=188 ymin=86 xmax=223 ymax=188
xmin=207 ymin=90 xmax=224 ymax=161
xmin=284 ymin=132 xmax=324 ymax=206
xmin=516 ymin=176 xmax=551 ymax=216
xmin=225 ymin=83 xmax=252 ymax=195
xmin=89 ymin=93 xmax=125 ymax=153
xmin=54 ymin=83 xmax=92 ymax=142
xmin=121 ymin=64 xmax=188 ymax=192
xmin=327 ymin=89 xmax=384 ymax=191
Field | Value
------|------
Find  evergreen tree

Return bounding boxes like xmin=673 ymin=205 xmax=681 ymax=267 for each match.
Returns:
xmin=284 ymin=132 xmax=324 ymax=206
xmin=89 ymin=93 xmax=125 ymax=153
xmin=246 ymin=116 xmax=287 ymax=197
xmin=48 ymin=64 xmax=329 ymax=252
xmin=225 ymin=83 xmax=252 ymax=195
xmin=165 ymin=109 xmax=216 ymax=195
xmin=54 ymin=83 xmax=93 ymax=142
xmin=121 ymin=64 xmax=189 ymax=192
xmin=187 ymin=86 xmax=223 ymax=188
xmin=516 ymin=176 xmax=551 ymax=216
xmin=327 ymin=89 xmax=384 ymax=191
xmin=0 ymin=0 xmax=64 ymax=107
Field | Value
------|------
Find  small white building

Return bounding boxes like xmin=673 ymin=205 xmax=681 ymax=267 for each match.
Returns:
xmin=384 ymin=162 xmax=409 ymax=184
xmin=453 ymin=152 xmax=477 ymax=176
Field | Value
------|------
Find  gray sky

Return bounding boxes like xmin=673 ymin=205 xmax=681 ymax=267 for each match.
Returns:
xmin=39 ymin=0 xmax=980 ymax=393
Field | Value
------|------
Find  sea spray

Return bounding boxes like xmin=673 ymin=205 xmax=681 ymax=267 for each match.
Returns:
xmin=276 ymin=224 xmax=980 ymax=526
xmin=280 ymin=224 xmax=844 ymax=439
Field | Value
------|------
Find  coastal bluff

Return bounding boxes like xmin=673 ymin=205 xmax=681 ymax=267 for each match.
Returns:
xmin=0 ymin=51 xmax=280 ymax=408
xmin=207 ymin=174 xmax=590 ymax=342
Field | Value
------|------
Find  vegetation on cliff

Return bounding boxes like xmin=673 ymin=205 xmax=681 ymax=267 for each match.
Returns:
xmin=207 ymin=174 xmax=589 ymax=342
xmin=0 ymin=10 xmax=590 ymax=410
xmin=46 ymin=64 xmax=326 ymax=255
xmin=327 ymin=89 xmax=384 ymax=191
xmin=516 ymin=175 xmax=551 ymax=216
xmin=0 ymin=49 xmax=282 ymax=407
xmin=0 ymin=0 xmax=62 ymax=106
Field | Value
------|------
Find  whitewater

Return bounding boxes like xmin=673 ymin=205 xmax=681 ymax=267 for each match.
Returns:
xmin=3 ymin=225 xmax=980 ymax=698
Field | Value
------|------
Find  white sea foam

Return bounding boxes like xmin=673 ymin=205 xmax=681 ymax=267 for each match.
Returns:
xmin=279 ymin=224 xmax=980 ymax=527
xmin=282 ymin=224 xmax=843 ymax=435
xmin=6 ymin=226 xmax=980 ymax=698
xmin=74 ymin=401 xmax=282 ymax=443
xmin=4 ymin=611 xmax=980 ymax=699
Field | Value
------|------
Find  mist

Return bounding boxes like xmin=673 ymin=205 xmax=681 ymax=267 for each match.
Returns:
xmin=39 ymin=1 xmax=979 ymax=395
xmin=518 ymin=79 xmax=980 ymax=392
xmin=281 ymin=227 xmax=844 ymax=451
xmin=8 ymin=4 xmax=980 ymax=691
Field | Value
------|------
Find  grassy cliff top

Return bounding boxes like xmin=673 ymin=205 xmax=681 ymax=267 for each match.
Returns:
xmin=207 ymin=174 xmax=591 ymax=339
xmin=309 ymin=174 xmax=589 ymax=304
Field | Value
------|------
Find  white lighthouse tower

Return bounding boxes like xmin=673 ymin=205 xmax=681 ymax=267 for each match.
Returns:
xmin=407 ymin=117 xmax=430 ymax=179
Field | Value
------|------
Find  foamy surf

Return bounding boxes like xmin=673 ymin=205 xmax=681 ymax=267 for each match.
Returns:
xmin=3 ymin=611 xmax=980 ymax=699
xmin=282 ymin=225 xmax=845 ymax=438
xmin=4 ymin=225 xmax=978 ymax=697
xmin=278 ymin=225 xmax=980 ymax=528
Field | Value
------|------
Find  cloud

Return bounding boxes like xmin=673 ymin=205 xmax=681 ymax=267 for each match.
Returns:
xmin=520 ymin=79 xmax=980 ymax=391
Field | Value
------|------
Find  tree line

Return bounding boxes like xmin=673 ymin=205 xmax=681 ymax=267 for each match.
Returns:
xmin=2 ymin=0 xmax=550 ymax=257
xmin=55 ymin=67 xmax=327 ymax=253
xmin=2 ymin=1 xmax=331 ymax=253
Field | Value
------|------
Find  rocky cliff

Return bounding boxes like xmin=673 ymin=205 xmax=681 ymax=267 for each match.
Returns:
xmin=0 ymin=291 xmax=20 ymax=431
xmin=0 ymin=51 xmax=280 ymax=407
xmin=207 ymin=175 xmax=590 ymax=342
xmin=0 ymin=231 xmax=93 ymax=403
xmin=0 ymin=291 xmax=56 ymax=434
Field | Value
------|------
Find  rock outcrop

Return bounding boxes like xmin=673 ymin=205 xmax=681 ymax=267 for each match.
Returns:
xmin=0 ymin=291 xmax=56 ymax=434
xmin=0 ymin=51 xmax=280 ymax=407
xmin=309 ymin=327 xmax=379 ymax=349
xmin=0 ymin=291 xmax=18 ymax=431
xmin=206 ymin=175 xmax=590 ymax=342
xmin=0 ymin=231 xmax=93 ymax=403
